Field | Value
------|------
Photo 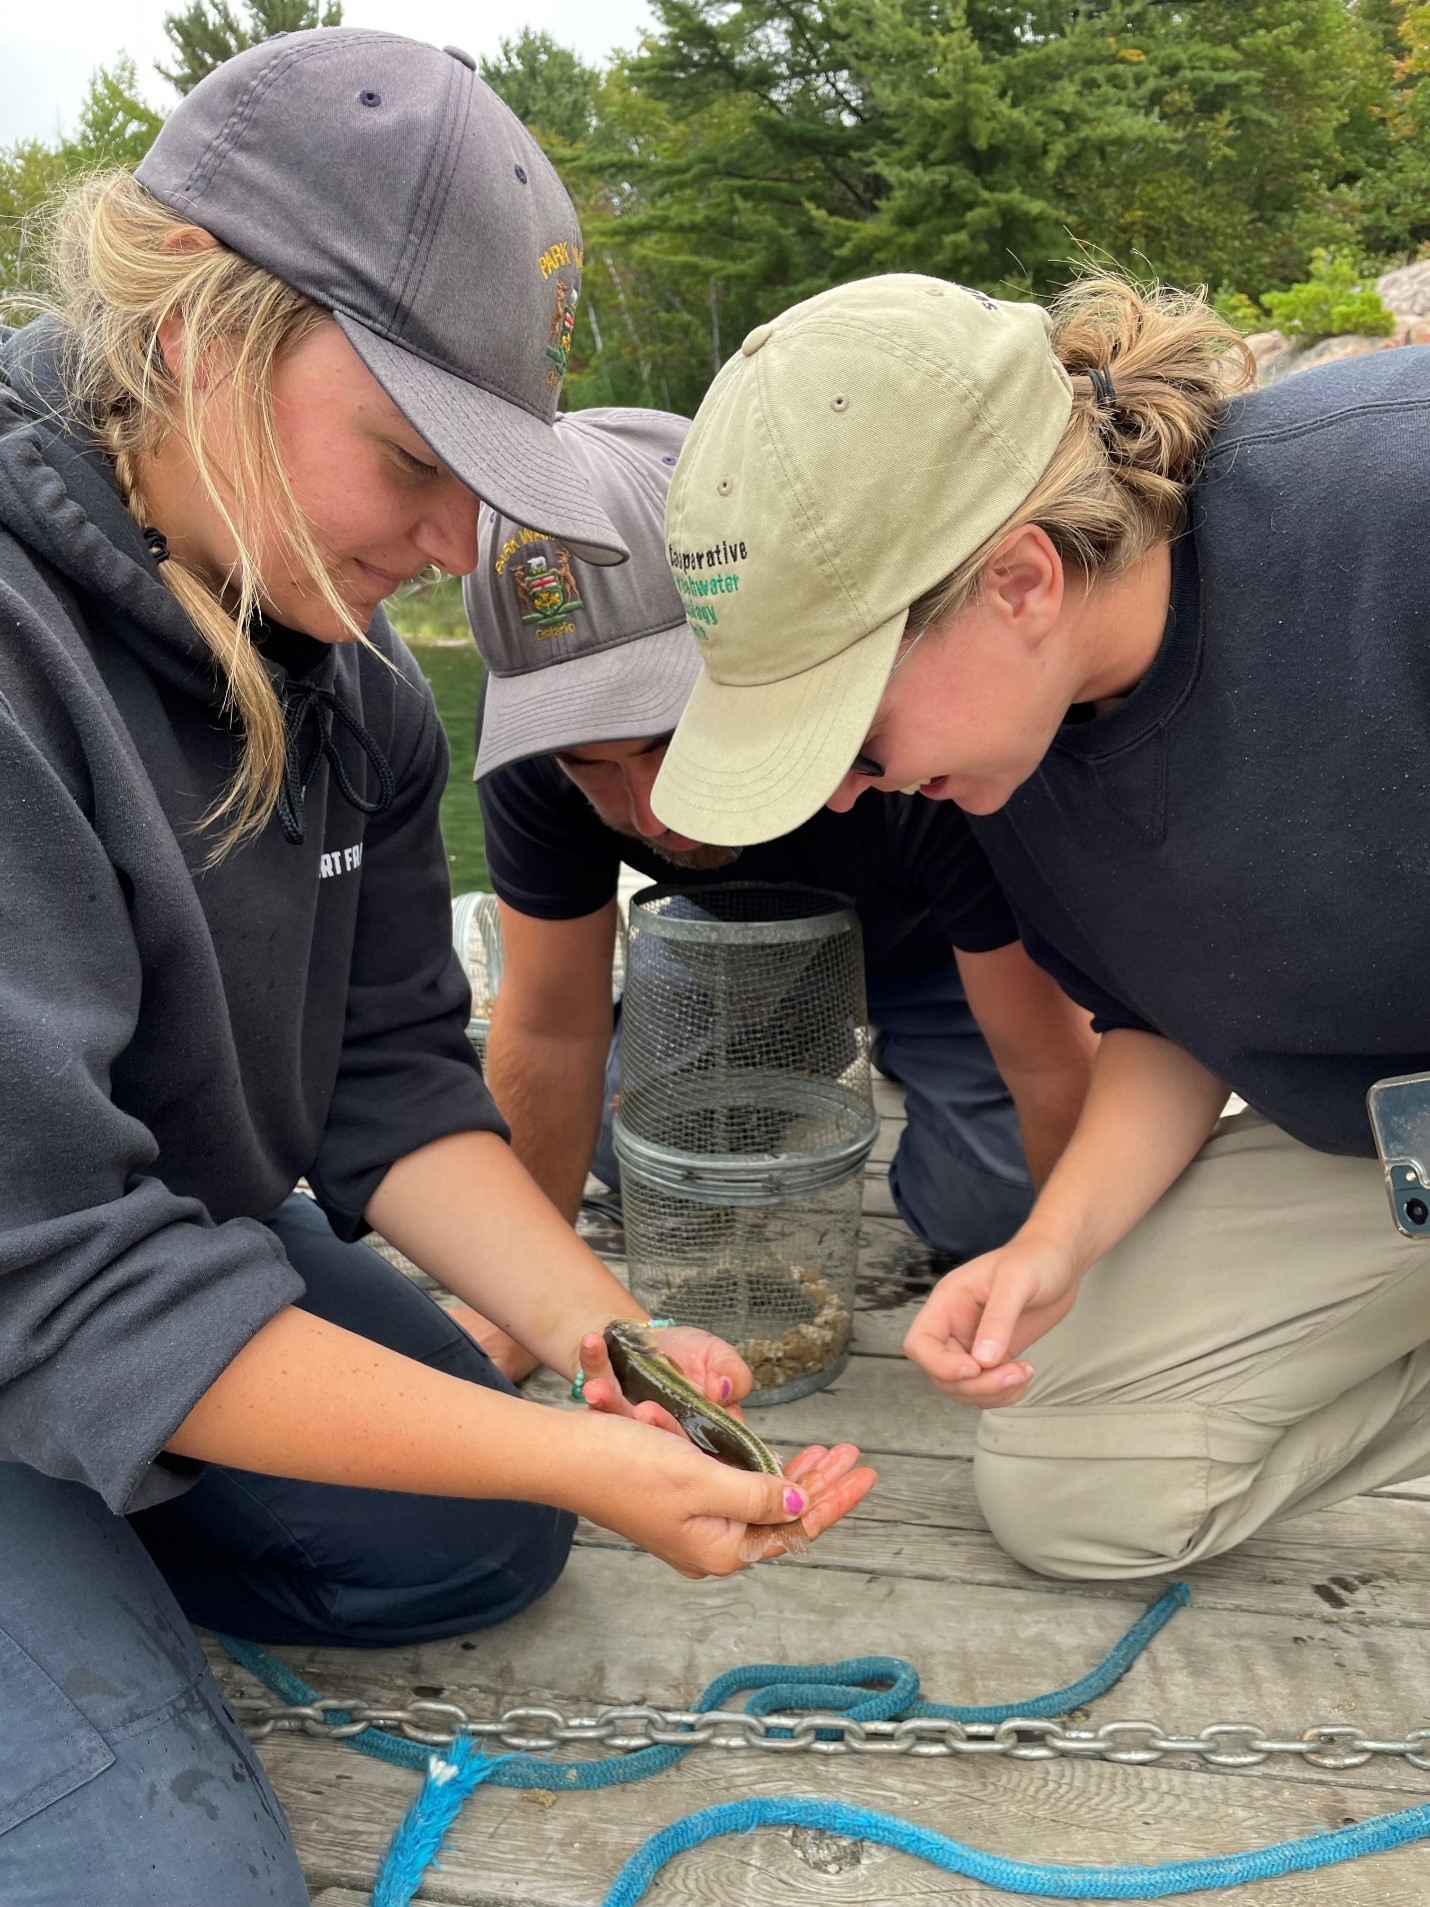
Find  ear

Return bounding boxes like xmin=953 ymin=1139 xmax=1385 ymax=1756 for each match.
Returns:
xmin=981 ymin=525 xmax=1064 ymax=651
xmin=153 ymin=226 xmax=222 ymax=383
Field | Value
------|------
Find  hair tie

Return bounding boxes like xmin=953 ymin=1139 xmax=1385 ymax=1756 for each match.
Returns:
xmin=142 ymin=526 xmax=171 ymax=565
xmin=1087 ymin=365 xmax=1118 ymax=415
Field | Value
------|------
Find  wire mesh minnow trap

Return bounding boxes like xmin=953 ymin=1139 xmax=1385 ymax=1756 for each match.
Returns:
xmin=452 ymin=890 xmax=627 ymax=1066
xmin=451 ymin=891 xmax=506 ymax=1065
xmin=613 ymin=882 xmax=879 ymax=1404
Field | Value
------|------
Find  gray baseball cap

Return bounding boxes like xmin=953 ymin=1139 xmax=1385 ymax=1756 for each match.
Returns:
xmin=465 ymin=408 xmax=699 ymax=778
xmin=136 ymin=28 xmax=627 ymax=564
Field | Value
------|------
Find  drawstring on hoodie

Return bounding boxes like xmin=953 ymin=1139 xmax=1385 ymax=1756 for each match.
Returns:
xmin=275 ymin=678 xmax=396 ymax=846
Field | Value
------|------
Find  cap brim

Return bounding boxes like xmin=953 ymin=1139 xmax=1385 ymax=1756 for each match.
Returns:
xmin=337 ymin=316 xmax=629 ymax=566
xmin=475 ymin=620 xmax=703 ymax=779
xmin=651 ymin=610 xmax=907 ymax=846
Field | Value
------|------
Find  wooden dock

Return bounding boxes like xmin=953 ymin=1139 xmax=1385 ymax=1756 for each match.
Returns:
xmin=210 ymin=1080 xmax=1430 ymax=1905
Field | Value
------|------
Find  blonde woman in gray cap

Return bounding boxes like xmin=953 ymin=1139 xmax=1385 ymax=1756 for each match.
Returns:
xmin=651 ymin=271 xmax=1430 ymax=1585
xmin=0 ymin=34 xmax=870 ymax=1902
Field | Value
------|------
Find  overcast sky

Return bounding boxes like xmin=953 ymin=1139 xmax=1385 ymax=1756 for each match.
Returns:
xmin=2 ymin=0 xmax=656 ymax=146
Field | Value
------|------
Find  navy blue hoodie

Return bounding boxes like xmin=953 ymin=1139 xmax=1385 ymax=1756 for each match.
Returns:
xmin=0 ymin=320 xmax=504 ymax=1512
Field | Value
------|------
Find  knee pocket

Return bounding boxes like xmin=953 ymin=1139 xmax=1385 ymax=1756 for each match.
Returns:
xmin=974 ymin=1408 xmax=1215 ymax=1580
xmin=3 ymin=1676 xmax=308 ymax=1907
xmin=0 ymin=1629 xmax=113 ymax=1836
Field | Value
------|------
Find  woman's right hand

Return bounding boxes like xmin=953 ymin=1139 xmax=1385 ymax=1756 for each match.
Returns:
xmin=903 ymin=1230 xmax=1082 ymax=1408
xmin=568 ymin=1411 xmax=876 ymax=1579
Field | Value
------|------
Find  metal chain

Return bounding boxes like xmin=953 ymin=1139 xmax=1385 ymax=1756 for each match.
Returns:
xmin=231 ymin=1695 xmax=1430 ymax=1772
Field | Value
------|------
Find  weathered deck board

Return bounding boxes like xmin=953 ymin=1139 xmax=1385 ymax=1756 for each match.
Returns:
xmin=1371 ymin=1476 xmax=1430 ymax=1502
xmin=269 ymin=1738 xmax=1430 ymax=1905
xmin=866 ymin=1113 xmax=904 ymax=1165
xmin=859 ymin=1175 xmax=901 ymax=1219
xmin=249 ymin=1082 xmax=1430 ymax=1904
xmin=215 ymin=1546 xmax=1430 ymax=1796
xmin=566 ymin=1448 xmax=1430 ymax=1629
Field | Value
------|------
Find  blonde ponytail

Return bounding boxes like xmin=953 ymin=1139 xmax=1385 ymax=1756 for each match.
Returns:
xmin=34 ymin=171 xmax=370 ymax=857
xmin=912 ymin=275 xmax=1256 ymax=629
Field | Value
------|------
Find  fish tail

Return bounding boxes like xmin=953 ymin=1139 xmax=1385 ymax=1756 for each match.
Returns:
xmin=739 ymin=1516 xmax=811 ymax=1565
xmin=780 ymin=1516 xmax=811 ymax=1559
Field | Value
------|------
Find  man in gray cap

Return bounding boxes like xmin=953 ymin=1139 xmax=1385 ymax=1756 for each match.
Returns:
xmin=462 ymin=409 xmax=1097 ymax=1378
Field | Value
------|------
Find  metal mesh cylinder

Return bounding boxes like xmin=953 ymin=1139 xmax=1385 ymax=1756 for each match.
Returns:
xmin=451 ymin=891 xmax=505 ymax=1065
xmin=452 ymin=890 xmax=627 ymax=1065
xmin=614 ymin=882 xmax=877 ymax=1404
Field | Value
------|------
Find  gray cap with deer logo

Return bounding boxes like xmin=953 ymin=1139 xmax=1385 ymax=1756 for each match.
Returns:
xmin=137 ymin=26 xmax=627 ymax=563
xmin=465 ymin=408 xmax=700 ymax=778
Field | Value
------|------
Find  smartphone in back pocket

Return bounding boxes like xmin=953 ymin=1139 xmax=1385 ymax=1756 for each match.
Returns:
xmin=1367 ymin=1072 xmax=1430 ymax=1240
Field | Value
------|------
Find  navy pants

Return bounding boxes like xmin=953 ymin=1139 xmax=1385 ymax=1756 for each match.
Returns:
xmin=594 ymin=962 xmax=1033 ymax=1261
xmin=866 ymin=963 xmax=1033 ymax=1258
xmin=0 ymin=1196 xmax=574 ymax=1905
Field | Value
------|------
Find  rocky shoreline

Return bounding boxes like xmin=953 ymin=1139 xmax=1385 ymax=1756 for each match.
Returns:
xmin=1247 ymin=259 xmax=1430 ymax=385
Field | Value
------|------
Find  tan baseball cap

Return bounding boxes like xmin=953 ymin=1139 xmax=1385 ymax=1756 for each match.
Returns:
xmin=651 ymin=273 xmax=1074 ymax=844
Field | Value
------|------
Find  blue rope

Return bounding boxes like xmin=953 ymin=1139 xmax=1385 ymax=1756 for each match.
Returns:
xmin=371 ymin=1740 xmax=516 ymax=1907
xmin=214 ymin=1580 xmax=1430 ymax=1902
xmin=600 ymin=1795 xmax=1430 ymax=1903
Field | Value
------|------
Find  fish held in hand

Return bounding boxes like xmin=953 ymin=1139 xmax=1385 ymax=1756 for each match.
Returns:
xmin=603 ymin=1321 xmax=810 ymax=1559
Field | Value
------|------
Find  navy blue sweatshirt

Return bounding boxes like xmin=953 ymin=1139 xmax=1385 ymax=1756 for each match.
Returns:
xmin=972 ymin=347 xmax=1430 ymax=1157
xmin=0 ymin=319 xmax=504 ymax=1512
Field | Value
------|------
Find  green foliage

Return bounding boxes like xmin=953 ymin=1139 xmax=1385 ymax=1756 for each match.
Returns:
xmin=1 ymin=58 xmax=164 ymax=298
xmin=1212 ymin=289 xmax=1266 ymax=336
xmin=390 ymin=608 xmax=489 ymax=893
xmin=819 ymin=0 xmax=1386 ymax=295
xmin=1356 ymin=1 xmax=1430 ymax=259
xmin=158 ymin=0 xmax=342 ymax=96
xmin=1260 ymin=247 xmax=1396 ymax=343
xmin=541 ymin=0 xmax=1411 ymax=412
xmin=385 ymin=574 xmax=472 ymax=642
xmin=480 ymin=30 xmax=602 ymax=146
xmin=67 ymin=59 xmax=167 ymax=168
xmin=3 ymin=0 xmax=1426 ymax=409
xmin=1028 ymin=0 xmax=1379 ymax=293
xmin=0 ymin=142 xmax=67 ymax=302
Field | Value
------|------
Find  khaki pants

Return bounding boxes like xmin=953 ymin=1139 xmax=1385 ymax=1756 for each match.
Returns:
xmin=974 ymin=1110 xmax=1430 ymax=1579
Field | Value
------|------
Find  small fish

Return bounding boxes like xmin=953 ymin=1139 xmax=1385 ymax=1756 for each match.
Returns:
xmin=603 ymin=1321 xmax=810 ymax=1560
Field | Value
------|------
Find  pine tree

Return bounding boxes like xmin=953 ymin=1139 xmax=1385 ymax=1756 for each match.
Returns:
xmin=830 ymin=0 xmax=1390 ymax=297
xmin=1357 ymin=0 xmax=1430 ymax=258
xmin=157 ymin=0 xmax=342 ymax=96
xmin=480 ymin=30 xmax=602 ymax=146
xmin=1 ymin=59 xmax=164 ymax=296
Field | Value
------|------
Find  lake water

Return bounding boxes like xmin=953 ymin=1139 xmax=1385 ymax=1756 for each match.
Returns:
xmin=408 ymin=636 xmax=488 ymax=895
xmin=386 ymin=581 xmax=490 ymax=896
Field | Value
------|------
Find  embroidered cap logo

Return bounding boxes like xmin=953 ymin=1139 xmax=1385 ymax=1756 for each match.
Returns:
xmin=546 ymin=281 xmax=579 ymax=386
xmin=513 ymin=548 xmax=584 ymax=630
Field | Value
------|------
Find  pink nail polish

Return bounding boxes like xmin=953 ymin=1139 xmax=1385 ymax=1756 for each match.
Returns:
xmin=719 ymin=1377 xmax=732 ymax=1402
xmin=784 ymin=1488 xmax=806 ymax=1515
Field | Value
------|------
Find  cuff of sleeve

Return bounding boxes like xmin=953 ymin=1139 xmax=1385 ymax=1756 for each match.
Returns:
xmin=951 ymin=925 xmax=1020 ymax=954
xmin=311 ymin=1080 xmax=511 ymax=1244
xmin=111 ymin=1220 xmax=306 ymax=1514
xmin=488 ymin=875 xmax=619 ymax=922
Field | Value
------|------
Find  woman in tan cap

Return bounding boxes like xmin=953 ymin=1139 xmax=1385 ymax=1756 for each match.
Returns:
xmin=652 ymin=269 xmax=1430 ymax=1584
xmin=0 ymin=32 xmax=869 ymax=1901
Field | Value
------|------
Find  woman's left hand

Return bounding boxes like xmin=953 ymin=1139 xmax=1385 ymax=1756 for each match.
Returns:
xmin=577 ymin=1325 xmax=749 ymax=1432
